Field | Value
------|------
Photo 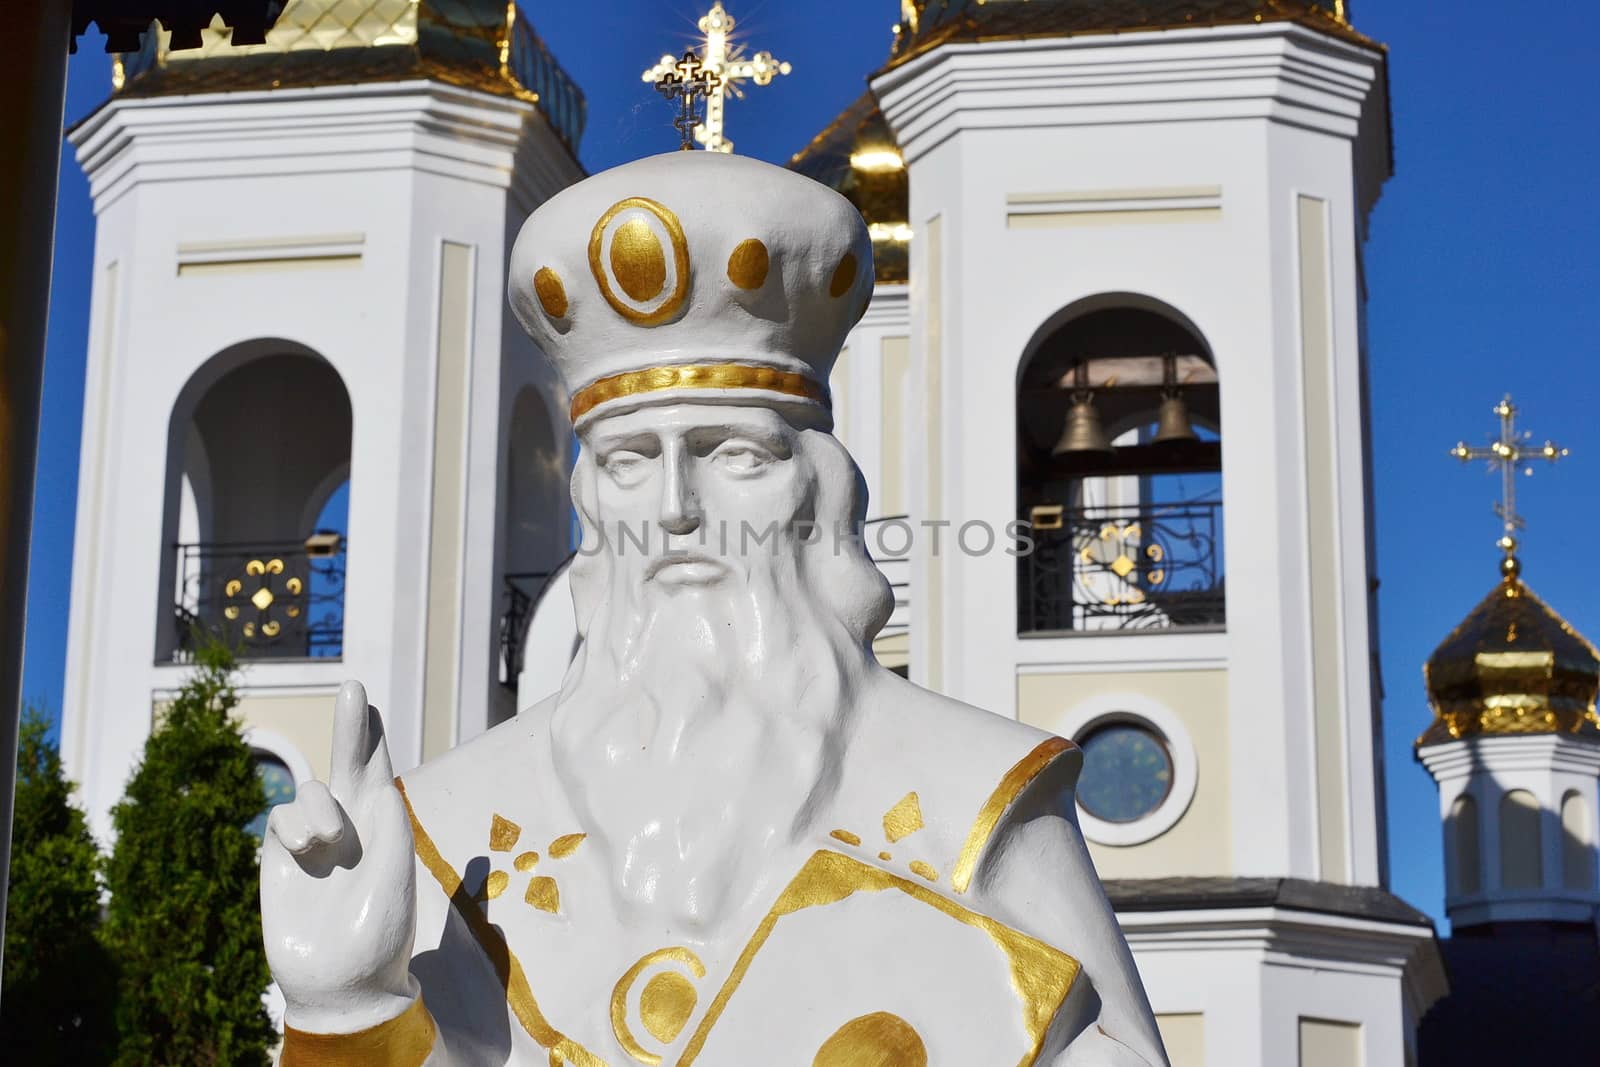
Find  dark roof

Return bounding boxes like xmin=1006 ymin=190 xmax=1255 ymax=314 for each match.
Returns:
xmin=885 ymin=0 xmax=1381 ymax=71
xmin=1419 ymin=923 xmax=1600 ymax=1066
xmin=789 ymin=92 xmax=908 ymax=285
xmin=1106 ymin=876 xmax=1435 ymax=927
xmin=111 ymin=1 xmax=585 ymax=155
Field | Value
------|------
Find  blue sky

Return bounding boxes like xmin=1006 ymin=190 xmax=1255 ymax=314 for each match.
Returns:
xmin=25 ymin=2 xmax=1599 ymax=925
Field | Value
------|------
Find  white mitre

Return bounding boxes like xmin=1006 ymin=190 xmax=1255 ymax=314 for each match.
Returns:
xmin=507 ymin=150 xmax=871 ymax=430
xmin=356 ymin=152 xmax=1165 ymax=1067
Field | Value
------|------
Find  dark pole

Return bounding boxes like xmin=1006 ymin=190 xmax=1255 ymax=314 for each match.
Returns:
xmin=0 ymin=0 xmax=73 ymax=992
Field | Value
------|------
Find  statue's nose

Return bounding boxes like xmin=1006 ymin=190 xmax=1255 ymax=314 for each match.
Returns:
xmin=657 ymin=449 xmax=702 ymax=536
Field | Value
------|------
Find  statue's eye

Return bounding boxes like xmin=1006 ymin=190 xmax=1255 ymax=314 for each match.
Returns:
xmin=711 ymin=442 xmax=774 ymax=474
xmin=602 ymin=451 xmax=651 ymax=486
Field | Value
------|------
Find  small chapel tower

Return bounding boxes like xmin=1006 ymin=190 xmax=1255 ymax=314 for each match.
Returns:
xmin=1417 ymin=397 xmax=1598 ymax=925
xmin=60 ymin=0 xmax=584 ymax=840
xmin=1412 ymin=398 xmax=1600 ymax=1061
xmin=1417 ymin=564 xmax=1600 ymax=925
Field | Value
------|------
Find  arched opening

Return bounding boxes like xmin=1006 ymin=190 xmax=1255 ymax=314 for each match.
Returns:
xmin=498 ymin=387 xmax=570 ymax=689
xmin=1449 ymin=793 xmax=1481 ymax=895
xmin=1561 ymin=791 xmax=1593 ymax=891
xmin=1017 ymin=298 xmax=1223 ymax=634
xmin=1500 ymin=790 xmax=1543 ymax=890
xmin=162 ymin=343 xmax=353 ymax=662
xmin=245 ymin=750 xmax=297 ymax=840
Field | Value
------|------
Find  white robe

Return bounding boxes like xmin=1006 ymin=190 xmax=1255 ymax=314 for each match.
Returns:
xmin=397 ymin=670 xmax=1165 ymax=1066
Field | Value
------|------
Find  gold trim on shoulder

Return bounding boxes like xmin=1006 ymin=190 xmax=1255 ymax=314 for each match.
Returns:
xmin=569 ymin=362 xmax=827 ymax=424
xmin=951 ymin=737 xmax=1074 ymax=895
xmin=280 ymin=994 xmax=437 ymax=1067
xmin=395 ymin=778 xmax=604 ymax=1067
xmin=678 ymin=849 xmax=1079 ymax=1065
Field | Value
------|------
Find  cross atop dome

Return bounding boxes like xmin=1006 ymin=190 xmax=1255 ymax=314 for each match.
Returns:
xmin=1449 ymin=394 xmax=1568 ymax=579
xmin=643 ymin=2 xmax=791 ymax=153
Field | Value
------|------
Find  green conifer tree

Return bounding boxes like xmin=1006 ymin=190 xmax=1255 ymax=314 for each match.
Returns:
xmin=1 ymin=705 xmax=117 ymax=1063
xmin=101 ymin=641 xmax=275 ymax=1065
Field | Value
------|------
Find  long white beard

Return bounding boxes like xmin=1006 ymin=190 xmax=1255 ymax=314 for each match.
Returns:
xmin=551 ymin=561 xmax=852 ymax=936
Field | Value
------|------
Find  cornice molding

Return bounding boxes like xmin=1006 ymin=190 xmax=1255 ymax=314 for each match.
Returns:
xmin=71 ymin=80 xmax=548 ymax=213
xmin=872 ymin=21 xmax=1386 ymax=165
xmin=1117 ymin=904 xmax=1446 ymax=1006
xmin=860 ymin=284 xmax=911 ymax=330
xmin=1448 ymin=895 xmax=1600 ymax=927
xmin=1418 ymin=733 xmax=1600 ymax=781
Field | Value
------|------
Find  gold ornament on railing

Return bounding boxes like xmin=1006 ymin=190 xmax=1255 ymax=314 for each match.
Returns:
xmin=1078 ymin=521 xmax=1168 ymax=606
xmin=224 ymin=557 xmax=304 ymax=640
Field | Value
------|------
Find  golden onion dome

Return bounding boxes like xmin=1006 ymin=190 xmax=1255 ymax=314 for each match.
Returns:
xmin=790 ymin=92 xmax=908 ymax=285
xmin=1419 ymin=572 xmax=1600 ymax=746
xmin=108 ymin=0 xmax=585 ymax=154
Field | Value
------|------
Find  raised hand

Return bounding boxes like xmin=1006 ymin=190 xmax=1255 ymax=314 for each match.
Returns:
xmin=261 ymin=680 xmax=421 ymax=1033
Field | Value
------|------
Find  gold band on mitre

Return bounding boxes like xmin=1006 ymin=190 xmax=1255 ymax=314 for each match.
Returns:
xmin=280 ymin=996 xmax=438 ymax=1067
xmin=569 ymin=362 xmax=829 ymax=424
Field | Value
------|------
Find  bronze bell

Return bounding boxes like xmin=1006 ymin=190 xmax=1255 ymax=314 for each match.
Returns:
xmin=1052 ymin=393 xmax=1113 ymax=455
xmin=1153 ymin=391 xmax=1198 ymax=443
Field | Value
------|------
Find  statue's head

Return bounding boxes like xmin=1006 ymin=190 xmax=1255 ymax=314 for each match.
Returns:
xmin=508 ymin=153 xmax=897 ymax=923
xmin=509 ymin=152 xmax=894 ymax=663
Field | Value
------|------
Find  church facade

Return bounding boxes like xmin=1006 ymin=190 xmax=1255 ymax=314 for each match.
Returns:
xmin=60 ymin=1 xmax=1600 ymax=1065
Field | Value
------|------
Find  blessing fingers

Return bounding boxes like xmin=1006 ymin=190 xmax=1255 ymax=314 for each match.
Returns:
xmin=267 ymin=779 xmax=347 ymax=856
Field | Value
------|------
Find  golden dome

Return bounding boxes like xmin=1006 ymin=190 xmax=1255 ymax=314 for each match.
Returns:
xmin=1419 ymin=575 xmax=1600 ymax=746
xmin=790 ymin=93 xmax=908 ymax=285
xmin=109 ymin=0 xmax=585 ymax=154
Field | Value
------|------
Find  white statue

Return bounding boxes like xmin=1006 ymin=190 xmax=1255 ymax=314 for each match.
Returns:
xmin=262 ymin=152 xmax=1167 ymax=1066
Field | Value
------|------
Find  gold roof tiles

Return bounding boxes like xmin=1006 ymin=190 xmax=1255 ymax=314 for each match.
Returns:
xmin=789 ymin=92 xmax=908 ymax=285
xmin=111 ymin=0 xmax=585 ymax=153
xmin=1419 ymin=576 xmax=1600 ymax=746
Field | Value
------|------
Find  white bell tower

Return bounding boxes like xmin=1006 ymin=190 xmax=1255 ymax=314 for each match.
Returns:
xmin=60 ymin=0 xmax=583 ymax=841
xmin=801 ymin=1 xmax=1446 ymax=1063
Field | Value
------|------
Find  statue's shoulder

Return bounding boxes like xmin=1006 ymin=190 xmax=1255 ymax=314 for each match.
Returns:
xmin=831 ymin=671 xmax=1080 ymax=895
xmin=400 ymin=693 xmax=557 ymax=793
xmin=394 ymin=694 xmax=576 ymax=864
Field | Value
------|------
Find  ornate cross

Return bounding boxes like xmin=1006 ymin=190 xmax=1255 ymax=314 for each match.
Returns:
xmin=643 ymin=2 xmax=792 ymax=153
xmin=1449 ymin=394 xmax=1568 ymax=575
xmin=654 ymin=49 xmax=723 ymax=152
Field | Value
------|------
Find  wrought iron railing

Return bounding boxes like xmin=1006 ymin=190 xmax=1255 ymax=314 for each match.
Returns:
xmin=172 ymin=536 xmax=346 ymax=661
xmin=507 ymin=8 xmax=587 ymax=151
xmin=1020 ymin=501 xmax=1224 ymax=634
xmin=499 ymin=567 xmax=564 ymax=688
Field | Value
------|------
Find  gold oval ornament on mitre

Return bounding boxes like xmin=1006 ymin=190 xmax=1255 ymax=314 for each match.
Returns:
xmin=588 ymin=197 xmax=691 ymax=326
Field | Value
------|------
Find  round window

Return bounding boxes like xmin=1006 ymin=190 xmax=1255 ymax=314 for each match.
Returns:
xmin=1076 ymin=721 xmax=1174 ymax=824
xmin=247 ymin=752 xmax=297 ymax=839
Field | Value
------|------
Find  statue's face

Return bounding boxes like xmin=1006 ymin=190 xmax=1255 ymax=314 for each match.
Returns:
xmin=582 ymin=403 xmax=810 ymax=590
